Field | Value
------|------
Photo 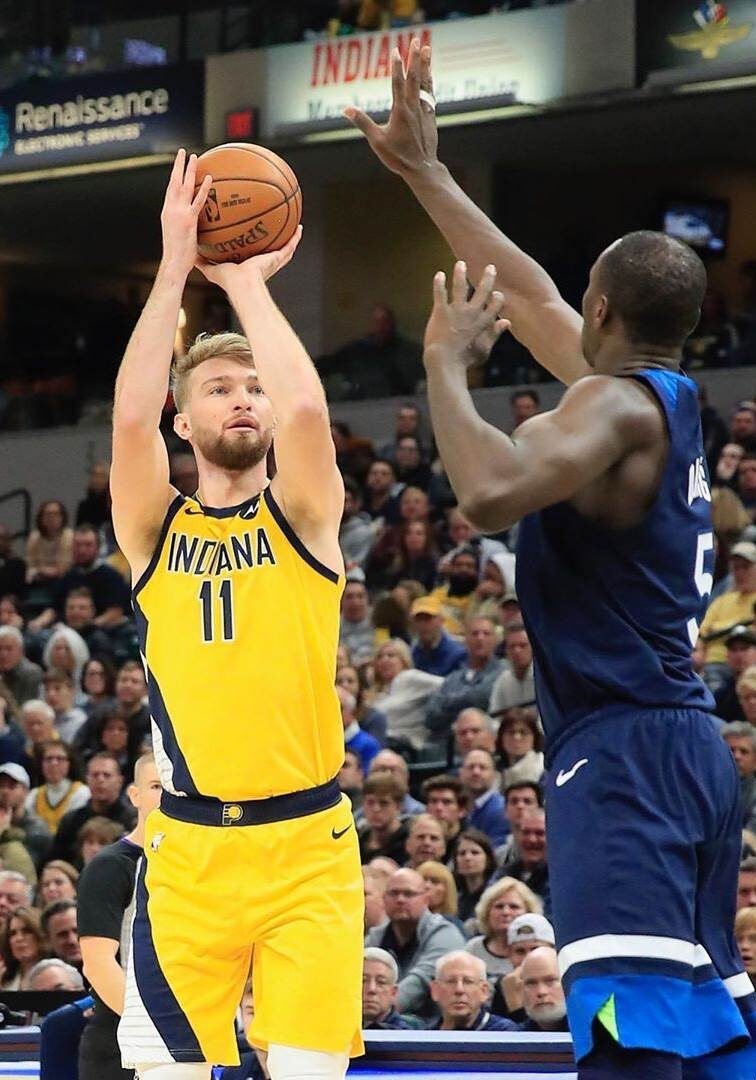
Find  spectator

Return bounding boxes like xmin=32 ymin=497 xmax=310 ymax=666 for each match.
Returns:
xmin=738 ymin=454 xmax=756 ymax=517
xmin=490 ymin=624 xmax=535 ymax=714
xmin=700 ymin=542 xmax=756 ymax=689
xmin=363 ymin=866 xmax=387 ymax=932
xmin=460 ymin=750 xmax=507 ymax=846
xmin=339 ymin=579 xmax=376 ymax=665
xmin=37 ymin=860 xmax=79 ymax=907
xmin=169 ymin=451 xmax=199 ymax=497
xmin=44 ymin=668 xmax=86 ymax=744
xmin=466 ymin=878 xmax=543 ymax=991
xmin=495 ymin=782 xmax=545 ymax=870
xmin=364 ymin=867 xmax=466 ymax=1022
xmin=441 ymin=509 xmax=508 ymax=573
xmin=454 ymin=828 xmax=497 ymax=923
xmin=0 ymin=869 xmax=32 ymax=919
xmin=416 ymin=860 xmax=460 ymax=925
xmin=322 ymin=303 xmax=423 ymax=400
xmin=0 ymin=594 xmax=24 ymax=630
xmin=86 ymin=708 xmax=145 ymax=781
xmin=31 ymin=524 xmax=131 ymax=632
xmin=0 ymin=907 xmax=49 ymax=989
xmin=42 ymin=898 xmax=81 ymax=967
xmin=78 ymin=816 xmax=126 ymax=866
xmin=339 ymin=476 xmax=377 ymax=570
xmin=508 ymin=809 xmax=549 ymax=910
xmin=0 ymin=779 xmax=37 ymax=884
xmin=336 ymin=664 xmax=386 ymax=745
xmin=685 ymin=290 xmax=739 ymax=369
xmin=422 ymin=775 xmax=468 ymax=859
xmin=0 ymin=524 xmax=26 ymax=600
xmin=338 ymin=748 xmax=364 ymax=812
xmin=737 ymin=666 xmax=756 ymax=727
xmin=62 ymin=590 xmax=116 ymax=665
xmin=337 ymin=685 xmax=380 ymax=773
xmin=426 ymin=617 xmax=504 ymax=745
xmin=42 ymin=627 xmax=90 ymax=698
xmin=715 ymin=627 xmax=756 ymax=721
xmin=371 ymin=639 xmax=442 ymax=751
xmin=363 ymin=459 xmax=400 ymax=523
xmin=368 ymin=520 xmax=438 ymax=593
xmin=498 ymin=913 xmax=557 ymax=1019
xmin=28 ymin=957 xmax=84 ymax=992
xmin=19 ymin=700 xmax=58 ymax=773
xmin=77 ymin=661 xmax=150 ymax=760
xmin=362 ymin=948 xmax=412 ymax=1030
xmin=467 ymin=554 xmax=516 ymax=624
xmin=358 ymin=772 xmax=409 ymax=864
xmin=394 ymin=436 xmax=431 ymax=490
xmin=497 ymin=592 xmax=523 ymax=633
xmin=0 ymin=626 xmax=43 ymax=705
xmin=711 ymin=488 xmax=751 ymax=587
xmin=453 ymin=708 xmax=496 ymax=761
xmin=495 ymin=707 xmax=545 ymax=788
xmin=75 ymin=463 xmax=111 ymax=530
xmin=714 ymin=442 xmax=746 ymax=492
xmin=25 ymin=501 xmax=73 ymax=587
xmin=739 ymin=857 xmax=756 ymax=910
xmin=26 ymin=743 xmax=88 ymax=842
xmin=378 ymin=403 xmax=423 ymax=463
xmin=699 ymin=385 xmax=729 ymax=474
xmin=51 ymin=752 xmax=136 ymax=865
xmin=430 ymin=547 xmax=481 ymax=636
xmin=517 ymin=946 xmax=569 ymax=1031
xmin=0 ymin=762 xmax=51 ymax=870
xmin=404 ymin=814 xmax=447 ymax=869
xmin=80 ymin=657 xmax=117 ymax=717
xmin=371 ymin=593 xmax=411 ymax=644
xmin=429 ymin=951 xmax=516 ymax=1032
xmin=0 ymin=688 xmax=25 ymax=766
xmin=735 ymin=907 xmax=756 ymax=990
xmin=366 ymin=749 xmax=425 ymax=816
xmin=410 ymin=596 xmax=467 ymax=677
xmin=510 ymin=389 xmax=540 ymax=430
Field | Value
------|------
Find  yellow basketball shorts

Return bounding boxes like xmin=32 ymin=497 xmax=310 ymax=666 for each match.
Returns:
xmin=118 ymin=791 xmax=364 ymax=1067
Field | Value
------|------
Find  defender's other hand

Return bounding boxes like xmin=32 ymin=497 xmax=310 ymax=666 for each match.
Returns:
xmin=424 ymin=261 xmax=510 ymax=370
xmin=344 ymin=39 xmax=438 ymax=178
xmin=160 ymin=149 xmax=213 ymax=278
xmin=194 ymin=226 xmax=303 ymax=291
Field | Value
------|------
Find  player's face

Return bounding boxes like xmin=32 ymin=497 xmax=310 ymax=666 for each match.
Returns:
xmin=179 ymin=358 xmax=274 ymax=471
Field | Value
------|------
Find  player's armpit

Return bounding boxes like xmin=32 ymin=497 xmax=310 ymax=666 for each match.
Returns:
xmin=111 ymin=422 xmax=174 ymax=571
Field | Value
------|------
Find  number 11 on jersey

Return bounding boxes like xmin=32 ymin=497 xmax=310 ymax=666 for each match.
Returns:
xmin=199 ymin=579 xmax=235 ymax=643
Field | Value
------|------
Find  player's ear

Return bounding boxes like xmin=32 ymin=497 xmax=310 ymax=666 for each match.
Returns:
xmin=595 ymin=292 xmax=610 ymax=328
xmin=173 ymin=411 xmax=192 ymax=441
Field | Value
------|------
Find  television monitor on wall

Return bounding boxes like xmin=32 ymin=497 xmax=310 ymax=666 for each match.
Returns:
xmin=661 ymin=197 xmax=728 ymax=256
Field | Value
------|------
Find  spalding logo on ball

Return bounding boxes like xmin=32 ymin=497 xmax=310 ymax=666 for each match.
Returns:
xmin=194 ymin=143 xmax=302 ymax=264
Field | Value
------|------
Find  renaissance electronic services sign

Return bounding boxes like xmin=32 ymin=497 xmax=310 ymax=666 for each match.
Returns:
xmin=265 ymin=6 xmax=568 ymax=138
xmin=0 ymin=62 xmax=204 ymax=176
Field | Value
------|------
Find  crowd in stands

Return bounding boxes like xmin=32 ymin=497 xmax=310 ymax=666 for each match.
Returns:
xmin=5 ymin=383 xmax=756 ymax=1072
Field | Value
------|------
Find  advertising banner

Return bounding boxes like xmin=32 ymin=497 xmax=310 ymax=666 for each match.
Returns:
xmin=637 ymin=0 xmax=756 ymax=82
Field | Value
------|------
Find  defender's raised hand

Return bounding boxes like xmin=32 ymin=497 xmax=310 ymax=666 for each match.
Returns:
xmin=424 ymin=261 xmax=510 ymax=370
xmin=344 ymin=38 xmax=438 ymax=178
xmin=160 ymin=149 xmax=213 ymax=278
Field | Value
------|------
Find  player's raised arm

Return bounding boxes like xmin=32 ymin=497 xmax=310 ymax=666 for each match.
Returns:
xmin=194 ymin=229 xmax=344 ymax=540
xmin=111 ymin=150 xmax=213 ymax=569
xmin=422 ymin=263 xmax=659 ymax=531
xmin=346 ymin=39 xmax=589 ymax=387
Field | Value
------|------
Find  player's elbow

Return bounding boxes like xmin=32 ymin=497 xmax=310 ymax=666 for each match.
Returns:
xmin=460 ymin=485 xmax=517 ymax=534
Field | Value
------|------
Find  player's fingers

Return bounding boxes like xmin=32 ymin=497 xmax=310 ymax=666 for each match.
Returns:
xmin=182 ymin=153 xmax=198 ymax=196
xmin=432 ymin=270 xmax=448 ymax=308
xmin=486 ymin=290 xmax=506 ymax=317
xmin=391 ymin=48 xmax=406 ymax=105
xmin=471 ymin=264 xmax=497 ymax=309
xmin=191 ymin=174 xmax=213 ymax=214
xmin=280 ymin=224 xmax=303 ymax=263
xmin=167 ymin=148 xmax=186 ymax=191
xmin=451 ymin=260 xmax=468 ymax=305
xmin=420 ymin=45 xmax=433 ymax=89
xmin=493 ymin=317 xmax=512 ymax=340
xmin=343 ymin=107 xmax=382 ymax=142
xmin=405 ymin=38 xmax=422 ymax=106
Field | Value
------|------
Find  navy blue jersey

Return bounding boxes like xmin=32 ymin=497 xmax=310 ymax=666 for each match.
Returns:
xmin=516 ymin=368 xmax=715 ymax=759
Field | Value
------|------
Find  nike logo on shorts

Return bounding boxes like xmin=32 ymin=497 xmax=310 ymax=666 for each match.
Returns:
xmin=555 ymin=758 xmax=589 ymax=787
xmin=331 ymin=824 xmax=352 ymax=840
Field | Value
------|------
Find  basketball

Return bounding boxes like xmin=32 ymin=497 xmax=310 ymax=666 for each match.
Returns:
xmin=194 ymin=143 xmax=302 ymax=264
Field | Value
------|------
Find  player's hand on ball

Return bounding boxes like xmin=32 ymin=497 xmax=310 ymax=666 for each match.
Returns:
xmin=424 ymin=261 xmax=510 ymax=370
xmin=344 ymin=38 xmax=438 ymax=177
xmin=194 ymin=225 xmax=303 ymax=290
xmin=160 ymin=149 xmax=213 ymax=278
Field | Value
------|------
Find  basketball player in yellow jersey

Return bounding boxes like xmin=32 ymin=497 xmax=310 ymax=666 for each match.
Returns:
xmin=111 ymin=149 xmax=363 ymax=1080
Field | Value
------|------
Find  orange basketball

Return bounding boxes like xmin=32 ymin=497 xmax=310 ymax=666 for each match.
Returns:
xmin=194 ymin=143 xmax=302 ymax=264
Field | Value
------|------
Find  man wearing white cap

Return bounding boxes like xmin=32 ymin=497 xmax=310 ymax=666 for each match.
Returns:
xmin=0 ymin=762 xmax=52 ymax=869
xmin=0 ymin=763 xmax=38 ymax=882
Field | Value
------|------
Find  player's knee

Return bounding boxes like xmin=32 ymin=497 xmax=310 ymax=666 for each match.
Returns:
xmin=135 ymin=1065 xmax=212 ymax=1080
xmin=267 ymin=1044 xmax=349 ymax=1080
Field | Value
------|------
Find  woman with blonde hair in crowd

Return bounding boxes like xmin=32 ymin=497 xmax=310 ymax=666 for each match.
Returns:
xmin=466 ymin=877 xmax=542 ymax=990
xmin=737 ymin=666 xmax=756 ymax=728
xmin=37 ymin=860 xmax=80 ymax=908
xmin=0 ymin=907 xmax=50 ymax=990
xmin=417 ymin=860 xmax=464 ymax=935
xmin=42 ymin=628 xmax=90 ymax=703
xmin=735 ymin=906 xmax=756 ymax=989
xmin=370 ymin=638 xmax=443 ymax=751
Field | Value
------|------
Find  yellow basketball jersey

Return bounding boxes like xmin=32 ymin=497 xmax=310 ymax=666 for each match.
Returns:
xmin=133 ymin=485 xmax=345 ymax=801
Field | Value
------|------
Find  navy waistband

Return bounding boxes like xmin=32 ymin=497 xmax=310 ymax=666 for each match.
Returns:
xmin=160 ymin=777 xmax=341 ymax=827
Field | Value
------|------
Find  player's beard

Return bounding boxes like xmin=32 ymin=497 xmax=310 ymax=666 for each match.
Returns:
xmin=193 ymin=425 xmax=273 ymax=471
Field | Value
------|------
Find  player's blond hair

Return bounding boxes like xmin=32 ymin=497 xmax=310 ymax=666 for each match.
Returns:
xmin=171 ymin=333 xmax=255 ymax=412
